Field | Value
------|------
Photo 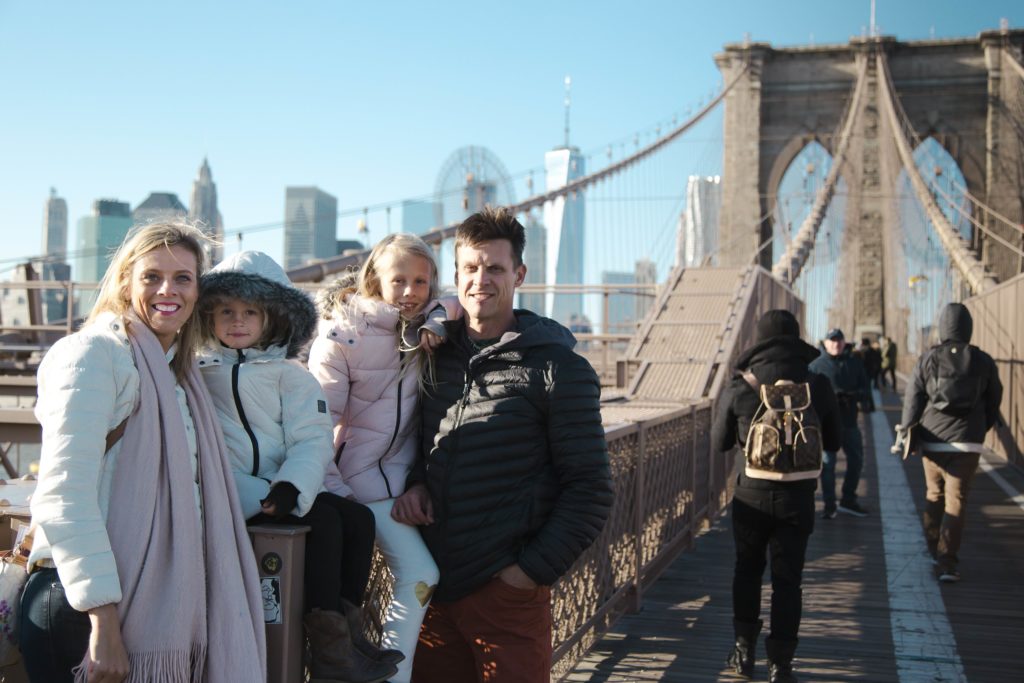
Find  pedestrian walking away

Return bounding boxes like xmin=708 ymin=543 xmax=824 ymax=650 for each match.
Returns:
xmin=898 ymin=303 xmax=1002 ymax=583
xmin=713 ymin=309 xmax=841 ymax=683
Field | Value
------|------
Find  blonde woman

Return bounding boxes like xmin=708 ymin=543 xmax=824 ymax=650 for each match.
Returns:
xmin=24 ymin=222 xmax=265 ymax=683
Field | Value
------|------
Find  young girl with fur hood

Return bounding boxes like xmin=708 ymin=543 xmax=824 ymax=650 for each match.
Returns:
xmin=197 ymin=250 xmax=399 ymax=683
xmin=308 ymin=233 xmax=457 ymax=683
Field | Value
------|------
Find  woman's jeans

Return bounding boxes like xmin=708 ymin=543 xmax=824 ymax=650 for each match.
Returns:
xmin=19 ymin=567 xmax=90 ymax=683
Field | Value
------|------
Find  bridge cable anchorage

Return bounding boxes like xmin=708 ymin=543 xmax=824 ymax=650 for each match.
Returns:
xmin=875 ymin=52 xmax=999 ymax=295
xmin=286 ymin=63 xmax=751 ymax=283
xmin=771 ymin=59 xmax=868 ymax=285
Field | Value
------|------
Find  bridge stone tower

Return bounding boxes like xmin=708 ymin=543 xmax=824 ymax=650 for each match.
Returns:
xmin=715 ymin=29 xmax=1024 ymax=337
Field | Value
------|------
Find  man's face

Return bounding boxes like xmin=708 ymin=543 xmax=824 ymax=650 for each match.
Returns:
xmin=824 ymin=337 xmax=844 ymax=356
xmin=455 ymin=239 xmax=526 ymax=332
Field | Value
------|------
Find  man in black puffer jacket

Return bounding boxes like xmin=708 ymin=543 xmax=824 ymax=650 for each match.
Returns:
xmin=393 ymin=207 xmax=612 ymax=683
xmin=900 ymin=303 xmax=1002 ymax=583
xmin=713 ymin=310 xmax=841 ymax=683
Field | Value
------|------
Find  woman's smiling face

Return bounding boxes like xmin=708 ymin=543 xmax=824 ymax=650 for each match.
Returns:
xmin=128 ymin=244 xmax=199 ymax=351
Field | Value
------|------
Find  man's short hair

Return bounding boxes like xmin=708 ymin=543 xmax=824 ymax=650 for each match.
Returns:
xmin=455 ymin=206 xmax=526 ymax=267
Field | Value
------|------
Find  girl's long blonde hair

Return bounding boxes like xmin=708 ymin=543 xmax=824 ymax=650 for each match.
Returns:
xmin=88 ymin=221 xmax=210 ymax=381
xmin=319 ymin=233 xmax=441 ymax=388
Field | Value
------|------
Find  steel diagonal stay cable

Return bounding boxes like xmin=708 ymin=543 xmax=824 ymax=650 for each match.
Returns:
xmin=876 ymin=52 xmax=997 ymax=294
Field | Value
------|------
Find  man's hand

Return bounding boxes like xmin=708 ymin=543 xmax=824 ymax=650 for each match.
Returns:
xmin=86 ymin=604 xmax=130 ymax=683
xmin=495 ymin=563 xmax=537 ymax=590
xmin=391 ymin=483 xmax=434 ymax=525
xmin=420 ymin=329 xmax=443 ymax=354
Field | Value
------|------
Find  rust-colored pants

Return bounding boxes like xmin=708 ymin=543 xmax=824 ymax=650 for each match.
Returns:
xmin=411 ymin=578 xmax=552 ymax=683
xmin=922 ymin=450 xmax=981 ymax=572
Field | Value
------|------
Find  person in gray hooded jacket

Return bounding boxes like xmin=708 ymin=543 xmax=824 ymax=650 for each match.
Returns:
xmin=899 ymin=303 xmax=1002 ymax=582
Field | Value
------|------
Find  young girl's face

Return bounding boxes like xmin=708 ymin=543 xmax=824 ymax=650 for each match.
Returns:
xmin=212 ymin=298 xmax=265 ymax=350
xmin=377 ymin=252 xmax=432 ymax=317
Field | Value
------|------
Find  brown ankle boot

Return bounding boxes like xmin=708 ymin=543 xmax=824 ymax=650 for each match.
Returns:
xmin=340 ymin=598 xmax=406 ymax=667
xmin=303 ymin=608 xmax=397 ymax=683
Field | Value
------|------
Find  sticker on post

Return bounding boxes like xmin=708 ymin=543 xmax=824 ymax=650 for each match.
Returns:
xmin=261 ymin=577 xmax=282 ymax=624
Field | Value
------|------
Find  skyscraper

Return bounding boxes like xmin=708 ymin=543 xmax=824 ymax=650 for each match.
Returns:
xmin=77 ymin=199 xmax=133 ymax=314
xmin=677 ymin=175 xmax=722 ymax=268
xmin=284 ymin=187 xmax=337 ymax=270
xmin=40 ymin=189 xmax=71 ymax=323
xmin=543 ymin=146 xmax=585 ymax=325
xmin=42 ymin=188 xmax=67 ymax=261
xmin=402 ymin=199 xmax=440 ymax=235
xmin=189 ymin=158 xmax=224 ymax=264
xmin=133 ymin=192 xmax=187 ymax=226
xmin=634 ymin=258 xmax=658 ymax=323
xmin=519 ymin=213 xmax=546 ymax=314
xmin=601 ymin=270 xmax=635 ymax=334
xmin=77 ymin=199 xmax=132 ymax=283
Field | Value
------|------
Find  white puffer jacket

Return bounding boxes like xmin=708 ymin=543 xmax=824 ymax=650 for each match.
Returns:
xmin=307 ymin=293 xmax=454 ymax=503
xmin=198 ymin=251 xmax=332 ymax=519
xmin=198 ymin=345 xmax=332 ymax=518
xmin=31 ymin=313 xmax=153 ymax=610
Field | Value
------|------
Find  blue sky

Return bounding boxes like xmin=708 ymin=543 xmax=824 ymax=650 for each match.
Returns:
xmin=0 ymin=0 xmax=1018 ymax=277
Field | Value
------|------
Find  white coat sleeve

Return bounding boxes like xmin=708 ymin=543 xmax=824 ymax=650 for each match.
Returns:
xmin=31 ymin=335 xmax=126 ymax=611
xmin=273 ymin=363 xmax=335 ymax=517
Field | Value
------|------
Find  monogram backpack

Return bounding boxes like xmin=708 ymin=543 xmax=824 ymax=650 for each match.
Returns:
xmin=742 ymin=372 xmax=823 ymax=481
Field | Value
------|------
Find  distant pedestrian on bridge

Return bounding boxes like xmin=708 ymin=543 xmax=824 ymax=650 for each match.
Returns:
xmin=713 ymin=309 xmax=841 ymax=683
xmin=899 ymin=303 xmax=1002 ymax=583
xmin=880 ymin=335 xmax=898 ymax=390
xmin=810 ymin=328 xmax=872 ymax=518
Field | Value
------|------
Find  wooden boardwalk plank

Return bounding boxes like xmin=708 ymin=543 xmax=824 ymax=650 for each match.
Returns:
xmin=568 ymin=388 xmax=1024 ymax=682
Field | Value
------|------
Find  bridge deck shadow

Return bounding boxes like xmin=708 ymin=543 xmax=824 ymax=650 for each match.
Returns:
xmin=568 ymin=387 xmax=1024 ymax=682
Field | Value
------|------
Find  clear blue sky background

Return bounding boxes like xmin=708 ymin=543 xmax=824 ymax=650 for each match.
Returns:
xmin=0 ymin=0 xmax=1018 ymax=276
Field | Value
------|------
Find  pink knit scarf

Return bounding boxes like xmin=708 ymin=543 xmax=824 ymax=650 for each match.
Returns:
xmin=76 ymin=313 xmax=266 ymax=682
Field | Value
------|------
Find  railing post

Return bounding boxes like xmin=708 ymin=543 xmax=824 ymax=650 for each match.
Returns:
xmin=248 ymin=524 xmax=311 ymax=683
xmin=689 ymin=403 xmax=698 ymax=548
xmin=630 ymin=423 xmax=646 ymax=613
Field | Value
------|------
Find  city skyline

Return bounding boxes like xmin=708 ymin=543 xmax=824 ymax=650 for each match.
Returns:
xmin=2 ymin=2 xmax=1018 ymax=281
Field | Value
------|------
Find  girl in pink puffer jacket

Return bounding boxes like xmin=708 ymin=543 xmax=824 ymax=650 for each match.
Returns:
xmin=308 ymin=233 xmax=457 ymax=683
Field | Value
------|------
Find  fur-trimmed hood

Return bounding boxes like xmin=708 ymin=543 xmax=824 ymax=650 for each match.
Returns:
xmin=200 ymin=251 xmax=317 ymax=358
xmin=314 ymin=272 xmax=359 ymax=321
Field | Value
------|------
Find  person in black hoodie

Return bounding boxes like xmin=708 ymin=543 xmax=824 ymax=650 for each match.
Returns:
xmin=900 ymin=303 xmax=1002 ymax=583
xmin=713 ymin=310 xmax=841 ymax=683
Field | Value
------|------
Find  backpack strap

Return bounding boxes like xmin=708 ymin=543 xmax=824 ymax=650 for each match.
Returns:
xmin=741 ymin=370 xmax=760 ymax=392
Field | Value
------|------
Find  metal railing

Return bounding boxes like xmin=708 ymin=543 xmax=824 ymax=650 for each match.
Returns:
xmin=964 ymin=272 xmax=1024 ymax=469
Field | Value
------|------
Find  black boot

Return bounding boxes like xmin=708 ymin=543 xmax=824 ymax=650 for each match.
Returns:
xmin=340 ymin=598 xmax=406 ymax=667
xmin=303 ymin=609 xmax=398 ymax=683
xmin=765 ymin=637 xmax=799 ymax=683
xmin=725 ymin=619 xmax=762 ymax=678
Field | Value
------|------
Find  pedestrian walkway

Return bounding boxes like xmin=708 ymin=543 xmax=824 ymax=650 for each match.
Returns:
xmin=568 ymin=388 xmax=1024 ymax=682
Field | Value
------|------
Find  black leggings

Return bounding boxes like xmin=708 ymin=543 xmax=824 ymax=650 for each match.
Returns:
xmin=250 ymin=491 xmax=376 ymax=610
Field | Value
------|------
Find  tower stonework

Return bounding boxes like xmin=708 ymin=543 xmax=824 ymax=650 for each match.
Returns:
xmin=715 ymin=30 xmax=1024 ymax=336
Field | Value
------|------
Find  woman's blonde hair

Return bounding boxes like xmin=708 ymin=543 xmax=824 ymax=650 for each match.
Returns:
xmin=88 ymin=221 xmax=210 ymax=380
xmin=319 ymin=233 xmax=441 ymax=388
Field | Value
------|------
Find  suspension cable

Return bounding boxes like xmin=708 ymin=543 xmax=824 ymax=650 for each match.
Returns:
xmin=772 ymin=58 xmax=867 ymax=284
xmin=287 ymin=62 xmax=751 ymax=283
xmin=876 ymin=51 xmax=998 ymax=294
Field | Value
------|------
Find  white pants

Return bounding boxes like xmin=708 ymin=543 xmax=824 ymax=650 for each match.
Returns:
xmin=365 ymin=498 xmax=439 ymax=683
